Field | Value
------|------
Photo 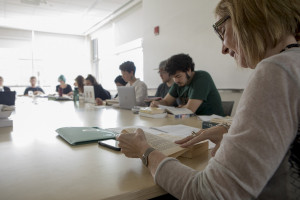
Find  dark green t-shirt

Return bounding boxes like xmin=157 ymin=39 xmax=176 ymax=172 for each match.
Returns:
xmin=169 ymin=70 xmax=224 ymax=116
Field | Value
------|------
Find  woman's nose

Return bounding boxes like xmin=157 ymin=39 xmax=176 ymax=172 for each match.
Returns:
xmin=222 ymin=43 xmax=229 ymax=55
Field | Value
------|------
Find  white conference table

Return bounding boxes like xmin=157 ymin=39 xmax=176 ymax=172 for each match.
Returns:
xmin=0 ymin=97 xmax=210 ymax=200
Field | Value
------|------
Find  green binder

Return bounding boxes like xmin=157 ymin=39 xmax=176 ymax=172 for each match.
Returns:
xmin=56 ymin=127 xmax=117 ymax=145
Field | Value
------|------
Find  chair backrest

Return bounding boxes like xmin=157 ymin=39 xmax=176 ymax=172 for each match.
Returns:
xmin=222 ymin=101 xmax=234 ymax=116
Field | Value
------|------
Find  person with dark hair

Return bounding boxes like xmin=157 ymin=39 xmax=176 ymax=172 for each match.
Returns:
xmin=24 ymin=76 xmax=44 ymax=96
xmin=56 ymin=75 xmax=72 ymax=96
xmin=114 ymin=75 xmax=127 ymax=98
xmin=85 ymin=74 xmax=111 ymax=105
xmin=151 ymin=53 xmax=224 ymax=116
xmin=119 ymin=61 xmax=148 ymax=106
xmin=117 ymin=0 xmax=300 ymax=199
xmin=74 ymin=75 xmax=84 ymax=94
xmin=154 ymin=60 xmax=175 ymax=99
xmin=0 ymin=76 xmax=11 ymax=92
xmin=114 ymin=75 xmax=127 ymax=86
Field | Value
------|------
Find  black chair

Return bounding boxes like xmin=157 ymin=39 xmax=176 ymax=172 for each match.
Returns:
xmin=222 ymin=101 xmax=234 ymax=116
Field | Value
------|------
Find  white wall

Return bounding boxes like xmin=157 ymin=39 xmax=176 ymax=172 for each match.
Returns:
xmin=142 ymin=0 xmax=253 ymax=89
xmin=90 ymin=3 xmax=142 ymax=46
xmin=90 ymin=3 xmax=144 ymax=91
xmin=114 ymin=3 xmax=143 ymax=47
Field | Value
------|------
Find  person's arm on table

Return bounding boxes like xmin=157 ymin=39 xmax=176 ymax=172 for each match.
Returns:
xmin=178 ymin=99 xmax=203 ymax=113
xmin=95 ymin=98 xmax=103 ymax=105
xmin=150 ymin=93 xmax=176 ymax=107
xmin=116 ymin=129 xmax=213 ymax=199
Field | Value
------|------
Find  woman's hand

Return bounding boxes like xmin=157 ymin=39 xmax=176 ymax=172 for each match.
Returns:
xmin=175 ymin=126 xmax=228 ymax=156
xmin=116 ymin=128 xmax=151 ymax=158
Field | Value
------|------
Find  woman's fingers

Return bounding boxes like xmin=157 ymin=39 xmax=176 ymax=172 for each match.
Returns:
xmin=180 ymin=132 xmax=209 ymax=148
xmin=211 ymin=143 xmax=220 ymax=157
xmin=116 ymin=128 xmax=149 ymax=158
xmin=135 ymin=128 xmax=144 ymax=134
xmin=175 ymin=129 xmax=206 ymax=144
xmin=175 ymin=135 xmax=194 ymax=144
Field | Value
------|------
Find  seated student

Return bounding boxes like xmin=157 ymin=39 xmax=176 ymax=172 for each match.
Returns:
xmin=74 ymin=75 xmax=84 ymax=94
xmin=114 ymin=75 xmax=127 ymax=98
xmin=56 ymin=75 xmax=72 ymax=96
xmin=154 ymin=60 xmax=174 ymax=99
xmin=24 ymin=76 xmax=44 ymax=96
xmin=0 ymin=76 xmax=11 ymax=92
xmin=85 ymin=74 xmax=111 ymax=105
xmin=119 ymin=61 xmax=148 ymax=106
xmin=151 ymin=53 xmax=224 ymax=116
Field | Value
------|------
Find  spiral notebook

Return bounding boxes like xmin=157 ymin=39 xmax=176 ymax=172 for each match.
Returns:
xmin=55 ymin=127 xmax=117 ymax=145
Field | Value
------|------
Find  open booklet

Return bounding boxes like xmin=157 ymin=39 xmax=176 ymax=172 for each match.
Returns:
xmin=114 ymin=126 xmax=208 ymax=158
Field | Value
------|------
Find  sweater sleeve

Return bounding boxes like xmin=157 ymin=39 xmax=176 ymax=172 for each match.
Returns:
xmin=154 ymin=60 xmax=299 ymax=199
xmin=135 ymin=81 xmax=148 ymax=106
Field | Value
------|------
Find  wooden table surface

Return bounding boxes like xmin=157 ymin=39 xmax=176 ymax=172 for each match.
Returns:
xmin=0 ymin=97 xmax=210 ymax=200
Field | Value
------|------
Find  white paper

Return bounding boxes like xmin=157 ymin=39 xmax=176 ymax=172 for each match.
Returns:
xmin=151 ymin=124 xmax=215 ymax=149
xmin=108 ymin=124 xmax=216 ymax=150
xmin=158 ymin=105 xmax=193 ymax=115
xmin=150 ymin=124 xmax=200 ymax=137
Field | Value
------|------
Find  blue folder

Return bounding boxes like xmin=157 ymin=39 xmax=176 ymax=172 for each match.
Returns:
xmin=56 ymin=127 xmax=117 ymax=145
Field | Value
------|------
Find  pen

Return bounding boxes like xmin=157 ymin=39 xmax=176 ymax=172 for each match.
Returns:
xmin=149 ymin=127 xmax=168 ymax=133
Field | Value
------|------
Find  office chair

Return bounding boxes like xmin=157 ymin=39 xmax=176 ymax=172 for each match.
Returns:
xmin=222 ymin=101 xmax=234 ymax=116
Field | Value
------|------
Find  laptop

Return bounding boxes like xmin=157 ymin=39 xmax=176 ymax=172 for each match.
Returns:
xmin=117 ymin=86 xmax=136 ymax=109
xmin=0 ymin=91 xmax=16 ymax=106
xmin=84 ymin=86 xmax=95 ymax=103
xmin=55 ymin=127 xmax=117 ymax=145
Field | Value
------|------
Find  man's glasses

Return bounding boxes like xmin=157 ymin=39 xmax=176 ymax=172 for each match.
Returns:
xmin=212 ymin=16 xmax=230 ymax=41
xmin=158 ymin=70 xmax=168 ymax=75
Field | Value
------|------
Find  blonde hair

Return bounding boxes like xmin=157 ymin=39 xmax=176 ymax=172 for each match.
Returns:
xmin=215 ymin=0 xmax=300 ymax=67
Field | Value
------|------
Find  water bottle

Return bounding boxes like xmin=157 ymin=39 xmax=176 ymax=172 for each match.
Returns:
xmin=58 ymin=87 xmax=63 ymax=97
xmin=73 ymin=87 xmax=79 ymax=101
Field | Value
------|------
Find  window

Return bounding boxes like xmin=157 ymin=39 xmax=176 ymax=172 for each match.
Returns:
xmin=0 ymin=29 xmax=90 ymax=94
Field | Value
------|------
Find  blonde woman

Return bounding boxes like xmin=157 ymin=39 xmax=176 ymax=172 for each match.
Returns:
xmin=117 ymin=0 xmax=300 ymax=199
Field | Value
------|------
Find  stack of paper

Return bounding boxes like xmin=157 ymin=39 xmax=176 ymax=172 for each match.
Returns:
xmin=105 ymin=99 xmax=119 ymax=106
xmin=0 ymin=105 xmax=14 ymax=127
xmin=198 ymin=114 xmax=224 ymax=121
xmin=139 ymin=107 xmax=167 ymax=118
xmin=199 ymin=115 xmax=233 ymax=129
xmin=158 ymin=105 xmax=194 ymax=118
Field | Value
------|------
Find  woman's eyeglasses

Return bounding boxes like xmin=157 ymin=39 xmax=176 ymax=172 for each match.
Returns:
xmin=212 ymin=16 xmax=230 ymax=41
